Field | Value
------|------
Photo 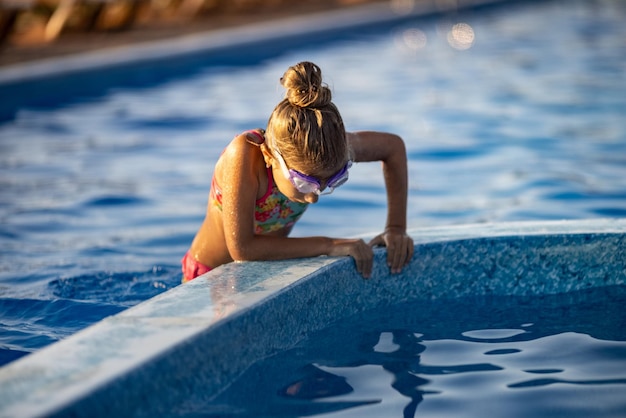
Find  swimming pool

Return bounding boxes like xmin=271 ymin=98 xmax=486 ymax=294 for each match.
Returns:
xmin=0 ymin=220 xmax=624 ymax=417
xmin=0 ymin=0 xmax=625 ymax=387
xmin=201 ymin=285 xmax=626 ymax=417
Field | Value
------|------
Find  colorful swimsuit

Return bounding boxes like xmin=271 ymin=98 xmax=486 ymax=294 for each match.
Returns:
xmin=211 ymin=167 xmax=309 ymax=235
xmin=181 ymin=167 xmax=308 ymax=281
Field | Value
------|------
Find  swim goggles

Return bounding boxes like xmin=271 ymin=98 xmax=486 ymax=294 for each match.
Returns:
xmin=273 ymin=148 xmax=351 ymax=195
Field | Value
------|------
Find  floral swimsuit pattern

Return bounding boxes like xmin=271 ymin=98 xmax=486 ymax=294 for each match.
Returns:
xmin=211 ymin=167 xmax=308 ymax=235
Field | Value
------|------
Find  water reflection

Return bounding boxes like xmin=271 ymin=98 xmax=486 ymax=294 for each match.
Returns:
xmin=398 ymin=28 xmax=428 ymax=51
xmin=178 ymin=286 xmax=626 ymax=417
xmin=394 ymin=20 xmax=475 ymax=53
xmin=447 ymin=22 xmax=475 ymax=50
xmin=279 ymin=365 xmax=354 ymax=399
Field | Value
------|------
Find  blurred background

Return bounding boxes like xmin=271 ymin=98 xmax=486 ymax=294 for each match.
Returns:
xmin=1 ymin=0 xmax=390 ymax=65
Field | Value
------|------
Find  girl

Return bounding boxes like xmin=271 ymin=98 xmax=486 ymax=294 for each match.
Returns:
xmin=182 ymin=61 xmax=413 ymax=281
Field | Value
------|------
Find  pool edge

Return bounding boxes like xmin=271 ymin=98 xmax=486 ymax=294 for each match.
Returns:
xmin=0 ymin=219 xmax=624 ymax=417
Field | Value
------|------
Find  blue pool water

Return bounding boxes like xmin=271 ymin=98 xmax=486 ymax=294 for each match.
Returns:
xmin=1 ymin=0 xmax=625 ymax=368
xmin=188 ymin=285 xmax=626 ymax=417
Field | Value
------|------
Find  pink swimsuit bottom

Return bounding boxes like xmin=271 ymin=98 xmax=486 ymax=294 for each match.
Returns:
xmin=181 ymin=251 xmax=212 ymax=282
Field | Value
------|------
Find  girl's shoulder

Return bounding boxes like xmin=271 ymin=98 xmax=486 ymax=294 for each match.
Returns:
xmin=213 ymin=132 xmax=268 ymax=197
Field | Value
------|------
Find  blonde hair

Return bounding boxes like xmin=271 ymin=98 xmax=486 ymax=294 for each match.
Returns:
xmin=266 ymin=62 xmax=348 ymax=175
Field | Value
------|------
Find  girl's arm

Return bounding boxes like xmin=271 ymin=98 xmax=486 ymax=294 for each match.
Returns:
xmin=219 ymin=134 xmax=375 ymax=277
xmin=348 ymin=131 xmax=415 ymax=273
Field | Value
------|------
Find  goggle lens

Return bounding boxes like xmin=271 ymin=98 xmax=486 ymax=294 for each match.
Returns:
xmin=274 ymin=147 xmax=351 ymax=195
xmin=292 ymin=176 xmax=321 ymax=194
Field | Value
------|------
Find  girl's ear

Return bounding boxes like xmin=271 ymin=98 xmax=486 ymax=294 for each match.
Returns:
xmin=260 ymin=144 xmax=274 ymax=168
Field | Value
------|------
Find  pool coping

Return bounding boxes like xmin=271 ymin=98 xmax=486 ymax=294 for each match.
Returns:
xmin=0 ymin=219 xmax=625 ymax=417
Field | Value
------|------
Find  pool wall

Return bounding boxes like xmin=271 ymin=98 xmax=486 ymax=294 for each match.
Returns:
xmin=0 ymin=219 xmax=624 ymax=417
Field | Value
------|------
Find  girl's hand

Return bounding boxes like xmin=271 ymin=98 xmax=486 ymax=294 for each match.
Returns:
xmin=328 ymin=238 xmax=374 ymax=279
xmin=369 ymin=228 xmax=414 ymax=274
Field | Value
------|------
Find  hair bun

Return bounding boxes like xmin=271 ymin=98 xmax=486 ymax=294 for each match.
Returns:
xmin=281 ymin=62 xmax=332 ymax=108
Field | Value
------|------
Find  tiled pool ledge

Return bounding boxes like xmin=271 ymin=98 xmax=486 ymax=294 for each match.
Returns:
xmin=0 ymin=219 xmax=624 ymax=417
